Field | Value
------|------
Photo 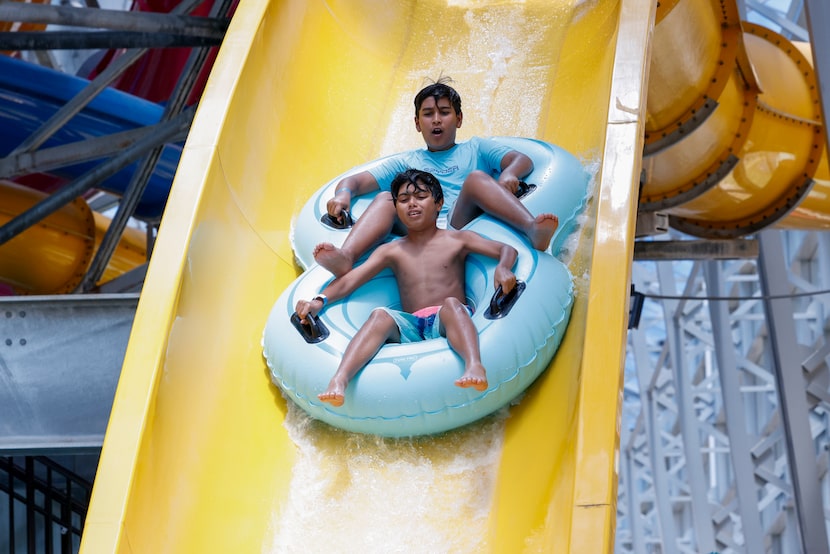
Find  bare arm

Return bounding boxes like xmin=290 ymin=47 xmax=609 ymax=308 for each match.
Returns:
xmin=498 ymin=150 xmax=534 ymax=193
xmin=296 ymin=243 xmax=393 ymax=321
xmin=327 ymin=171 xmax=380 ymax=220
xmin=460 ymin=231 xmax=518 ymax=293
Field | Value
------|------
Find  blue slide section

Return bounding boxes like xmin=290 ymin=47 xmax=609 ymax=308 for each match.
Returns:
xmin=0 ymin=56 xmax=182 ymax=219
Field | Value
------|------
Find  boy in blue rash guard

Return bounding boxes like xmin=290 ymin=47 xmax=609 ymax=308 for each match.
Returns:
xmin=313 ymin=78 xmax=558 ymax=277
xmin=296 ymin=169 xmax=519 ymax=407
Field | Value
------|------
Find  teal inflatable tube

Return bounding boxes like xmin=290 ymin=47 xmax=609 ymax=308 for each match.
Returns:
xmin=264 ymin=138 xmax=589 ymax=437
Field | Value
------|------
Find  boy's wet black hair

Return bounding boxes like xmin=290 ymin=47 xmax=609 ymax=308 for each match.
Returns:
xmin=391 ymin=169 xmax=444 ymax=205
xmin=413 ymin=78 xmax=462 ymax=116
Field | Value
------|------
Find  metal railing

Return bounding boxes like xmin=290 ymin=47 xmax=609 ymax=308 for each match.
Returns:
xmin=1 ymin=456 xmax=93 ymax=554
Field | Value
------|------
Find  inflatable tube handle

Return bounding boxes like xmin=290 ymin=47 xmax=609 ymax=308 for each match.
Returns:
xmin=484 ymin=280 xmax=526 ymax=320
xmin=320 ymin=209 xmax=354 ymax=230
xmin=515 ymin=181 xmax=537 ymax=199
xmin=290 ymin=311 xmax=330 ymax=343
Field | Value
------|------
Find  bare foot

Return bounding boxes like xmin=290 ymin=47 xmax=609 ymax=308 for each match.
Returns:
xmin=527 ymin=213 xmax=559 ymax=251
xmin=455 ymin=363 xmax=488 ymax=391
xmin=318 ymin=379 xmax=346 ymax=406
xmin=313 ymin=242 xmax=354 ymax=277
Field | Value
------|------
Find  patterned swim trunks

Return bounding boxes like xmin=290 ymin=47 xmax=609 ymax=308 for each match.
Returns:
xmin=375 ymin=305 xmax=473 ymax=343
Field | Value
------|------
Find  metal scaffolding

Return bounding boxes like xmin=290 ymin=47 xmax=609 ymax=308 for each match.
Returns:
xmin=0 ymin=0 xmax=232 ymax=293
xmin=616 ymin=0 xmax=830 ymax=551
xmin=617 ymin=229 xmax=830 ymax=553
xmin=0 ymin=3 xmax=230 ymax=552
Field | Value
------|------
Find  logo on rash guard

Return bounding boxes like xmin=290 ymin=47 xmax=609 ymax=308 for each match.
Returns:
xmin=425 ymin=165 xmax=459 ymax=176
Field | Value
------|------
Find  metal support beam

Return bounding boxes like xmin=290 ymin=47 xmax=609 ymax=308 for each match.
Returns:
xmin=620 ymin=444 xmax=646 ymax=552
xmin=658 ymin=261 xmax=717 ymax=552
xmin=0 ymin=0 xmax=225 ymax=51
xmin=0 ymin=109 xmax=194 ymax=246
xmin=627 ymin=307 xmax=680 ymax=552
xmin=634 ymin=239 xmax=759 ymax=260
xmin=2 ymin=0 xmax=212 ymax=159
xmin=0 ymin=31 xmax=222 ymax=50
xmin=0 ymin=294 xmax=138 ymax=454
xmin=703 ymin=260 xmax=766 ymax=554
xmin=746 ymin=0 xmax=809 ymax=40
xmin=0 ymin=3 xmax=227 ymax=38
xmin=758 ymin=230 xmax=830 ymax=554
xmin=0 ymin=124 xmax=189 ymax=179
xmin=619 ymin=226 xmax=830 ymax=551
xmin=78 ymin=0 xmax=234 ymax=290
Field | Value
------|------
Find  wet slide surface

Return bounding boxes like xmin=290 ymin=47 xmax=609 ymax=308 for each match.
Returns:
xmin=82 ymin=0 xmax=645 ymax=551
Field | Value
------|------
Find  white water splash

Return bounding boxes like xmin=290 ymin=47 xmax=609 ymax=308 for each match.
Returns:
xmin=264 ymin=403 xmax=508 ymax=554
xmin=556 ymin=156 xmax=600 ymax=268
xmin=380 ymin=4 xmax=546 ymax=155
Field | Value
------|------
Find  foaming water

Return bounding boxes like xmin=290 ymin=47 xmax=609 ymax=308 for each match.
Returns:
xmin=557 ymin=157 xmax=600 ymax=267
xmin=378 ymin=2 xmax=562 ymax=156
xmin=265 ymin=402 xmax=508 ymax=554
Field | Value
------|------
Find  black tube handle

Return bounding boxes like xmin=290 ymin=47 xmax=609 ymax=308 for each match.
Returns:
xmin=321 ymin=209 xmax=354 ymax=230
xmin=514 ymin=181 xmax=537 ymax=199
xmin=484 ymin=280 xmax=526 ymax=320
xmin=290 ymin=311 xmax=330 ymax=343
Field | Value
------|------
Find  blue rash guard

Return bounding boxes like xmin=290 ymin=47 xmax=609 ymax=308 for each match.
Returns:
xmin=367 ymin=137 xmax=514 ymax=222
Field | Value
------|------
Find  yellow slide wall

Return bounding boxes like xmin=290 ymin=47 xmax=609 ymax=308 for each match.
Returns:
xmin=82 ymin=0 xmax=652 ymax=551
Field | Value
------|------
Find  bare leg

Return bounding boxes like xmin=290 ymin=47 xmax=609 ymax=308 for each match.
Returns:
xmin=314 ymin=192 xmax=397 ymax=277
xmin=450 ymin=171 xmax=559 ymax=251
xmin=439 ymin=298 xmax=488 ymax=391
xmin=318 ymin=309 xmax=400 ymax=406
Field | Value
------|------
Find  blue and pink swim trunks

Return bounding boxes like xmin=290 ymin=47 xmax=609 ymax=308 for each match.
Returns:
xmin=375 ymin=305 xmax=473 ymax=343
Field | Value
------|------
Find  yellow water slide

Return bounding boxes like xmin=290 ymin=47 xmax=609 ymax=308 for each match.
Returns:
xmin=81 ymin=0 xmax=651 ymax=551
xmin=75 ymin=0 xmax=830 ymax=549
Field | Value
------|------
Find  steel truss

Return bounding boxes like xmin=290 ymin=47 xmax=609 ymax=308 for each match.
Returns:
xmin=0 ymin=0 xmax=233 ymax=293
xmin=617 ymin=0 xmax=830 ymax=550
xmin=616 ymin=230 xmax=830 ymax=553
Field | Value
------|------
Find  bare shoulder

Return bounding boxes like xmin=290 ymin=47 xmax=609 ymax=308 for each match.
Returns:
xmin=373 ymin=239 xmax=400 ymax=257
xmin=453 ymin=229 xmax=491 ymax=245
xmin=434 ymin=228 xmax=471 ymax=240
xmin=450 ymin=229 xmax=510 ymax=258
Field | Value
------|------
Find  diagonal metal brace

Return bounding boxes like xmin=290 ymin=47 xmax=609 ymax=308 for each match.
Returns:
xmin=0 ymin=109 xmax=194 ymax=247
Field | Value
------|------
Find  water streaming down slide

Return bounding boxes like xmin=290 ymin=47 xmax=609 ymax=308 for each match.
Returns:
xmin=81 ymin=0 xmax=643 ymax=551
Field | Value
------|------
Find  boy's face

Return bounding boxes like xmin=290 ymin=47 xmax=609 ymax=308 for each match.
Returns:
xmin=414 ymin=96 xmax=462 ymax=152
xmin=394 ymin=181 xmax=443 ymax=228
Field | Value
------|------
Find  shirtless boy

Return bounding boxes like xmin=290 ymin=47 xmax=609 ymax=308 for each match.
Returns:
xmin=295 ymin=169 xmax=519 ymax=407
xmin=313 ymin=78 xmax=557 ymax=278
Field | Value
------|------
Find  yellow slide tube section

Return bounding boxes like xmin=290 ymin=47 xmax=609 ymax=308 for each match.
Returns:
xmin=0 ymin=180 xmax=94 ymax=294
xmin=82 ymin=0 xmax=649 ymax=551
xmin=0 ymin=181 xmax=147 ymax=294
xmin=642 ymin=0 xmax=830 ymax=237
